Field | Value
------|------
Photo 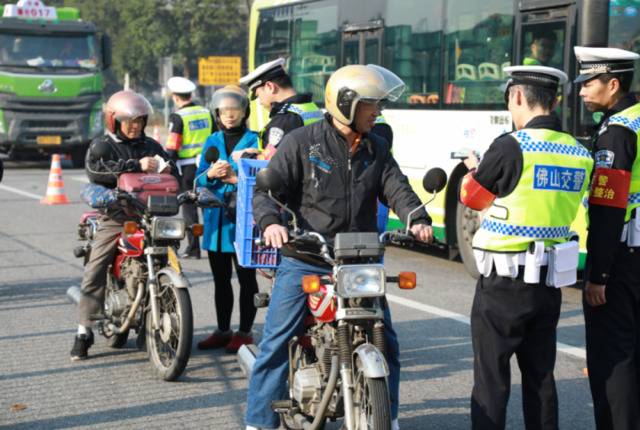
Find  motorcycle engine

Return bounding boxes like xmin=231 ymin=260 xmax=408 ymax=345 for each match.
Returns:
xmin=121 ymin=259 xmax=145 ymax=298
xmin=104 ymin=288 xmax=130 ymax=319
xmin=292 ymin=365 xmax=323 ymax=414
xmin=105 ymin=259 xmax=144 ymax=319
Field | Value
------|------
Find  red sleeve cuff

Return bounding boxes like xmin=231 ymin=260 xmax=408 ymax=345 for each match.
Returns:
xmin=459 ymin=171 xmax=496 ymax=211
xmin=588 ymin=168 xmax=631 ymax=209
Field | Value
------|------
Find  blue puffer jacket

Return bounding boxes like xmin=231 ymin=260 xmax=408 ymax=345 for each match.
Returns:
xmin=196 ymin=130 xmax=258 ymax=252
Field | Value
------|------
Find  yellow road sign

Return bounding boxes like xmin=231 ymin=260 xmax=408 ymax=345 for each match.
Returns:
xmin=198 ymin=56 xmax=242 ymax=86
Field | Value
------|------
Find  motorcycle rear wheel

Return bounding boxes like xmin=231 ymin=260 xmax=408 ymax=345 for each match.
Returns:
xmin=353 ymin=361 xmax=391 ymax=430
xmin=146 ymin=275 xmax=193 ymax=381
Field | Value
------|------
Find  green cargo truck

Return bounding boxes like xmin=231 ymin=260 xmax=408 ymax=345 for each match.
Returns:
xmin=0 ymin=0 xmax=111 ymax=167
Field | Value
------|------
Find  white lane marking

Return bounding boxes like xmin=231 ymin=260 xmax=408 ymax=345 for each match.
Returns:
xmin=69 ymin=175 xmax=89 ymax=183
xmin=0 ymin=184 xmax=42 ymax=200
xmin=386 ymin=293 xmax=586 ymax=360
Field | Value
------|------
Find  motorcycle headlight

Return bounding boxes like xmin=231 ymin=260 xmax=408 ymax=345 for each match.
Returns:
xmin=336 ymin=265 xmax=385 ymax=298
xmin=151 ymin=217 xmax=185 ymax=240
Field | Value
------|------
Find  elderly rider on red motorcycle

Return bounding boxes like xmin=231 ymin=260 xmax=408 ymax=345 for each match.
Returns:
xmin=70 ymin=90 xmax=173 ymax=361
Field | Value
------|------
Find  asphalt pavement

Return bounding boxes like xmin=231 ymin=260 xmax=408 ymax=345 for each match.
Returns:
xmin=0 ymin=161 xmax=595 ymax=429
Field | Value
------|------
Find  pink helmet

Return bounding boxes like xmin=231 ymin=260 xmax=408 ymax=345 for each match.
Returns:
xmin=104 ymin=90 xmax=153 ymax=133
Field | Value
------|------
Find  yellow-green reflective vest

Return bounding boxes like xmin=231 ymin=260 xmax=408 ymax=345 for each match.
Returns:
xmin=607 ymin=103 xmax=640 ymax=222
xmin=473 ymin=128 xmax=594 ymax=253
xmin=176 ymin=105 xmax=211 ymax=159
xmin=258 ymin=102 xmax=322 ymax=150
xmin=375 ymin=115 xmax=387 ymax=125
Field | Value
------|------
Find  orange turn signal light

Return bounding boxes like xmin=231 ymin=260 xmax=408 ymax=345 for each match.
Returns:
xmin=123 ymin=221 xmax=139 ymax=235
xmin=398 ymin=272 xmax=417 ymax=289
xmin=192 ymin=224 xmax=204 ymax=237
xmin=302 ymin=275 xmax=321 ymax=294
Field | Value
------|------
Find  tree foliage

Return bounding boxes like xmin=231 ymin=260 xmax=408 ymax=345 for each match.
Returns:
xmin=0 ymin=0 xmax=249 ymax=91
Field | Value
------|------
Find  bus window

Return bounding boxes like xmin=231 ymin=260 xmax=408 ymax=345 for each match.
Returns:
xmin=609 ymin=1 xmax=640 ymax=95
xmin=520 ymin=24 xmax=564 ymax=69
xmin=383 ymin=0 xmax=444 ymax=107
xmin=443 ymin=0 xmax=514 ymax=107
xmin=255 ymin=6 xmax=293 ymax=65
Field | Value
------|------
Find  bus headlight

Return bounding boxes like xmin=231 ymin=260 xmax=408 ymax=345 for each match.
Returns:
xmin=336 ymin=265 xmax=385 ymax=298
xmin=151 ymin=217 xmax=185 ymax=240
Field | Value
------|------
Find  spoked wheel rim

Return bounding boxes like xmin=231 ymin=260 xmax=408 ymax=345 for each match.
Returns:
xmin=354 ymin=369 xmax=373 ymax=429
xmin=150 ymin=283 xmax=181 ymax=369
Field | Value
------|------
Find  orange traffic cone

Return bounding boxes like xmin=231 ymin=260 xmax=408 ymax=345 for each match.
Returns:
xmin=41 ymin=154 xmax=70 ymax=205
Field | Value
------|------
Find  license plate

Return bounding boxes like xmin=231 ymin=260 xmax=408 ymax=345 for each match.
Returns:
xmin=37 ymin=135 xmax=61 ymax=145
xmin=167 ymin=246 xmax=182 ymax=274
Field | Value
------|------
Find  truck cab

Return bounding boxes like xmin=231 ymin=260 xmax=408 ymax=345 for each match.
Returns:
xmin=0 ymin=0 xmax=110 ymax=167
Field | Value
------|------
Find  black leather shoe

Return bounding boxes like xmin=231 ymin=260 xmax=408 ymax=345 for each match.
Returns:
xmin=179 ymin=251 xmax=201 ymax=259
xmin=70 ymin=330 xmax=94 ymax=361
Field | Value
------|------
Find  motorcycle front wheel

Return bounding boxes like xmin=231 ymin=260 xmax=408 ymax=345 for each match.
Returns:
xmin=146 ymin=274 xmax=193 ymax=381
xmin=353 ymin=360 xmax=391 ymax=430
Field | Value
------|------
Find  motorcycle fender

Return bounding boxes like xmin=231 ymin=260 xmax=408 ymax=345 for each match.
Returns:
xmin=156 ymin=267 xmax=190 ymax=289
xmin=353 ymin=343 xmax=389 ymax=378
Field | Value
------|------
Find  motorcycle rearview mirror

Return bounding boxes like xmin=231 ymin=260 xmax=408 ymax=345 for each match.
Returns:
xmin=422 ymin=167 xmax=447 ymax=194
xmin=404 ymin=168 xmax=448 ymax=236
xmin=193 ymin=147 xmax=221 ymax=194
xmin=255 ymin=168 xmax=300 ymax=233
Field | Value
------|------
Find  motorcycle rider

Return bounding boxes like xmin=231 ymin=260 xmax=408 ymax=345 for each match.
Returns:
xmin=245 ymin=64 xmax=433 ymax=430
xmin=70 ymin=90 xmax=173 ymax=361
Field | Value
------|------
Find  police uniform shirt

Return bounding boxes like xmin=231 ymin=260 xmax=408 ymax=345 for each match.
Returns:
xmin=167 ymin=102 xmax=216 ymax=159
xmin=262 ymin=93 xmax=314 ymax=149
xmin=587 ymin=93 xmax=639 ymax=284
xmin=469 ymin=115 xmax=563 ymax=197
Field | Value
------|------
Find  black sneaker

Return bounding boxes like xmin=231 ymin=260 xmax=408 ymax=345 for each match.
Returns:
xmin=70 ymin=330 xmax=94 ymax=361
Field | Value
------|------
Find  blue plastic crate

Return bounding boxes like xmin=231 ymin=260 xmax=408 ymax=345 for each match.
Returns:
xmin=235 ymin=158 xmax=281 ymax=268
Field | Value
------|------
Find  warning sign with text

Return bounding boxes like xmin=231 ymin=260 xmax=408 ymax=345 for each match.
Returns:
xmin=198 ymin=56 xmax=241 ymax=86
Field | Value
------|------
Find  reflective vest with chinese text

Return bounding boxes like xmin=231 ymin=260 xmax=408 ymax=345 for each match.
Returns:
xmin=473 ymin=128 xmax=593 ymax=252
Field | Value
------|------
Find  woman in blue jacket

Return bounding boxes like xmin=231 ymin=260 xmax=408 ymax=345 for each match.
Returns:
xmin=195 ymin=85 xmax=259 ymax=353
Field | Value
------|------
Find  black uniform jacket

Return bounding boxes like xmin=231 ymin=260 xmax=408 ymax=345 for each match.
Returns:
xmin=587 ymin=93 xmax=639 ymax=284
xmin=471 ymin=115 xmax=562 ymax=196
xmin=262 ymin=93 xmax=314 ymax=149
xmin=253 ymin=113 xmax=430 ymax=261
xmin=85 ymin=132 xmax=173 ymax=189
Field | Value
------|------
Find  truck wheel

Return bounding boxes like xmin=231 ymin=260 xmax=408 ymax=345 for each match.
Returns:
xmin=455 ymin=201 xmax=482 ymax=279
xmin=71 ymin=147 xmax=87 ymax=168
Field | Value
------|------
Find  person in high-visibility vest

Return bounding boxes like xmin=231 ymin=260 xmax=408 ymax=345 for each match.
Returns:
xmin=523 ymin=30 xmax=557 ymax=67
xmin=239 ymin=58 xmax=322 ymax=161
xmin=166 ymin=76 xmax=216 ymax=259
xmin=574 ymin=46 xmax=640 ymax=430
xmin=459 ymin=65 xmax=593 ymax=429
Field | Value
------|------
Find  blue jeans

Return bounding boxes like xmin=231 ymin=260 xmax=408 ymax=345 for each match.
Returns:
xmin=245 ymin=257 xmax=401 ymax=428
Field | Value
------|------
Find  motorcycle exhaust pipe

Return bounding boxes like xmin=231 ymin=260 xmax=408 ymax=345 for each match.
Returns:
xmin=290 ymin=354 xmax=339 ymax=430
xmin=66 ymin=285 xmax=82 ymax=305
xmin=237 ymin=344 xmax=258 ymax=377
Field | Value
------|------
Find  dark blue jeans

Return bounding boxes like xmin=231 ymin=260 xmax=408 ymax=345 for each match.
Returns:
xmin=245 ymin=257 xmax=401 ymax=428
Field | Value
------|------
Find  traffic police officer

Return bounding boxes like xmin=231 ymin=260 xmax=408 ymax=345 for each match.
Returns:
xmin=166 ymin=76 xmax=216 ymax=258
xmin=460 ymin=65 xmax=593 ymax=429
xmin=239 ymin=58 xmax=322 ymax=160
xmin=574 ymin=46 xmax=640 ymax=430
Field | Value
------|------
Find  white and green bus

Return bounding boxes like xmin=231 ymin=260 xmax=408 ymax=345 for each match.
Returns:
xmin=247 ymin=0 xmax=640 ymax=277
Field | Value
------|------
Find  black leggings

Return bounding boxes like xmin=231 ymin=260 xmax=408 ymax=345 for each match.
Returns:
xmin=207 ymin=251 xmax=258 ymax=333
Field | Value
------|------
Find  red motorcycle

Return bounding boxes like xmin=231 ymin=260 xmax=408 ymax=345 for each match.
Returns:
xmin=69 ymin=149 xmax=220 ymax=381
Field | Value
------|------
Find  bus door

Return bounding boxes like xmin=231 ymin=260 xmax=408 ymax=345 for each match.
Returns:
xmin=341 ymin=20 xmax=384 ymax=66
xmin=515 ymin=4 xmax=575 ymax=133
